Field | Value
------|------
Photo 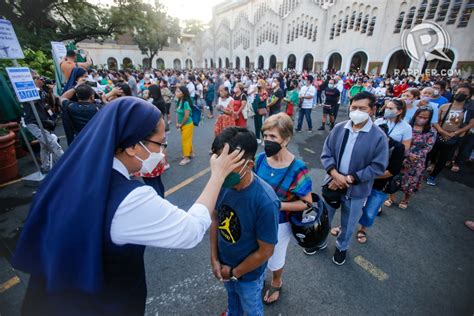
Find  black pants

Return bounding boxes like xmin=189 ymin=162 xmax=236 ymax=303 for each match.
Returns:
xmin=206 ymin=99 xmax=213 ymax=115
xmin=143 ymin=176 xmax=165 ymax=198
xmin=428 ymin=139 xmax=460 ymax=177
xmin=455 ymin=133 xmax=474 ymax=165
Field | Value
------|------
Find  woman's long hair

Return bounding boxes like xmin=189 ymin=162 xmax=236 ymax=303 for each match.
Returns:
xmin=177 ymin=85 xmax=194 ymax=107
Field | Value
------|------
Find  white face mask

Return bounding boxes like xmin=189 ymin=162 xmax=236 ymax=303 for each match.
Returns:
xmin=349 ymin=110 xmax=370 ymax=125
xmin=135 ymin=141 xmax=165 ymax=173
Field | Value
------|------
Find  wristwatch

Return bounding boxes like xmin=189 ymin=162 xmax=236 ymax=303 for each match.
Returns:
xmin=229 ymin=268 xmax=239 ymax=282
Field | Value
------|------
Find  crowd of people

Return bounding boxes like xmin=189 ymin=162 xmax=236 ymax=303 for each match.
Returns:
xmin=15 ymin=49 xmax=474 ymax=315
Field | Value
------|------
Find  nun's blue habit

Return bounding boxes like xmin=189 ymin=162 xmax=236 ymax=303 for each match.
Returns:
xmin=13 ymin=97 xmax=161 ymax=315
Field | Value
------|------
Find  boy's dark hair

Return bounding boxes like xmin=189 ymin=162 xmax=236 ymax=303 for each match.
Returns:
xmin=75 ymin=84 xmax=95 ymax=101
xmin=350 ymin=91 xmax=376 ymax=108
xmin=66 ymin=50 xmax=76 ymax=58
xmin=211 ymin=127 xmax=258 ymax=161
xmin=434 ymin=80 xmax=447 ymax=90
xmin=116 ymin=83 xmax=132 ymax=96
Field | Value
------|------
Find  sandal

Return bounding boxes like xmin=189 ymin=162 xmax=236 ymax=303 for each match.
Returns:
xmin=330 ymin=226 xmax=341 ymax=237
xmin=263 ymin=283 xmax=282 ymax=305
xmin=179 ymin=158 xmax=191 ymax=166
xmin=451 ymin=164 xmax=460 ymax=173
xmin=398 ymin=201 xmax=408 ymax=209
xmin=384 ymin=199 xmax=394 ymax=207
xmin=357 ymin=230 xmax=367 ymax=244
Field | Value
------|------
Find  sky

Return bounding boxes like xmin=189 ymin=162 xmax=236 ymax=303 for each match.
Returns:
xmin=95 ymin=0 xmax=224 ymax=22
xmin=160 ymin=0 xmax=224 ymax=22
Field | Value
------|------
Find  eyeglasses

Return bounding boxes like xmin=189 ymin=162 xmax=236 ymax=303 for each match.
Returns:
xmin=145 ymin=139 xmax=168 ymax=149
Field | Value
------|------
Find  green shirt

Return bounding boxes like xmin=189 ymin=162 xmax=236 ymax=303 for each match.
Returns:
xmin=286 ymin=89 xmax=299 ymax=105
xmin=177 ymin=101 xmax=193 ymax=125
xmin=349 ymin=85 xmax=365 ymax=98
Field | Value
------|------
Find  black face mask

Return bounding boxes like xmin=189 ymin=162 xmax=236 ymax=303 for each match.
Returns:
xmin=454 ymin=93 xmax=468 ymax=102
xmin=264 ymin=140 xmax=282 ymax=157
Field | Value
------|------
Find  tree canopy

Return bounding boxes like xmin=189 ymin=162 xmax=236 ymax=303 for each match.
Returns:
xmin=0 ymin=0 xmax=145 ymax=51
xmin=132 ymin=2 xmax=180 ymax=68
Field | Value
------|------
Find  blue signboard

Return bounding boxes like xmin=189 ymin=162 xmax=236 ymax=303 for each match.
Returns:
xmin=6 ymin=67 xmax=40 ymax=102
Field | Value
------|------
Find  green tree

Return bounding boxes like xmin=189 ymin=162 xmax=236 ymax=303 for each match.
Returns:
xmin=132 ymin=2 xmax=180 ymax=69
xmin=0 ymin=0 xmax=144 ymax=52
xmin=183 ymin=19 xmax=207 ymax=35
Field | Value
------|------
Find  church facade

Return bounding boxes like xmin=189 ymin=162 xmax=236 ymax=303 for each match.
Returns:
xmin=194 ymin=0 xmax=474 ymax=75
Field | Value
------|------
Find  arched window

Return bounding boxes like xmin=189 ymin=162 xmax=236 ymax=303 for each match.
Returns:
xmin=415 ymin=0 xmax=428 ymax=24
xmin=355 ymin=12 xmax=363 ymax=31
xmin=426 ymin=0 xmax=439 ymax=20
xmin=343 ymin=15 xmax=349 ymax=33
xmin=361 ymin=14 xmax=369 ymax=33
xmin=367 ymin=16 xmax=377 ymax=36
xmin=447 ymin=0 xmax=462 ymax=24
xmin=349 ymin=11 xmax=356 ymax=29
xmin=405 ymin=6 xmax=416 ymax=29
xmin=394 ymin=11 xmax=405 ymax=33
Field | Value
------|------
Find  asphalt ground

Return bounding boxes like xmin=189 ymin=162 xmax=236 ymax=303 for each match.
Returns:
xmin=1 ymin=105 xmax=473 ymax=315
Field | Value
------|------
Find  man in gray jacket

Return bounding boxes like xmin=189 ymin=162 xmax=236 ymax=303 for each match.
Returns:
xmin=306 ymin=92 xmax=389 ymax=265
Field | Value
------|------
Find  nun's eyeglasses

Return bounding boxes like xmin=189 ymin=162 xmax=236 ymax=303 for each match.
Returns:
xmin=145 ymin=139 xmax=168 ymax=149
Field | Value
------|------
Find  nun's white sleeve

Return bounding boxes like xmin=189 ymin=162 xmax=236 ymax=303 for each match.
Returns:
xmin=110 ymin=186 xmax=211 ymax=249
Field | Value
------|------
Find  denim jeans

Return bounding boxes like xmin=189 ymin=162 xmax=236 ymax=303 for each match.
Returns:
xmin=224 ymin=273 xmax=265 ymax=316
xmin=312 ymin=90 xmax=318 ymax=106
xmin=325 ymin=196 xmax=366 ymax=251
xmin=297 ymin=108 xmax=313 ymax=130
xmin=341 ymin=88 xmax=348 ymax=105
xmin=359 ymin=189 xmax=387 ymax=228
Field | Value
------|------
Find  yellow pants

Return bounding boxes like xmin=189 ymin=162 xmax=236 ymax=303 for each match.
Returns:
xmin=181 ymin=123 xmax=194 ymax=157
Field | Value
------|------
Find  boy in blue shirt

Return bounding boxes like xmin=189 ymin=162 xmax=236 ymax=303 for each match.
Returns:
xmin=210 ymin=127 xmax=280 ymax=316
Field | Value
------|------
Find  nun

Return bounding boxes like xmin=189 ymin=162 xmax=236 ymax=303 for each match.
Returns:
xmin=13 ymin=97 xmax=244 ymax=315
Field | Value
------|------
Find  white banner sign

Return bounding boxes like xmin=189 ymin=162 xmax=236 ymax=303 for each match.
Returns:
xmin=51 ymin=41 xmax=67 ymax=63
xmin=6 ymin=67 xmax=40 ymax=102
xmin=0 ymin=19 xmax=24 ymax=59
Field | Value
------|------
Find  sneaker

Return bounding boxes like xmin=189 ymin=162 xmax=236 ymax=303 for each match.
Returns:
xmin=295 ymin=129 xmax=302 ymax=133
xmin=317 ymin=126 xmax=325 ymax=131
xmin=308 ymin=129 xmax=313 ymax=133
xmin=426 ymin=176 xmax=437 ymax=186
xmin=332 ymin=248 xmax=346 ymax=266
xmin=303 ymin=241 xmax=327 ymax=255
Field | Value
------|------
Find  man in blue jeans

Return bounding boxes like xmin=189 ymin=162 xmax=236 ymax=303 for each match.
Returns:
xmin=310 ymin=92 xmax=388 ymax=265
xmin=357 ymin=123 xmax=405 ymax=244
xmin=210 ymin=127 xmax=280 ymax=316
xmin=296 ymin=75 xmax=316 ymax=133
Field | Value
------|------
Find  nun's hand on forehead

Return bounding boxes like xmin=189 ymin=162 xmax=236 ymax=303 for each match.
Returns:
xmin=210 ymin=144 xmax=245 ymax=180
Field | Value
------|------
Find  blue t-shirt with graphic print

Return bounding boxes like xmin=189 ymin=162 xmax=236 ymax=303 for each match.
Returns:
xmin=216 ymin=175 xmax=279 ymax=282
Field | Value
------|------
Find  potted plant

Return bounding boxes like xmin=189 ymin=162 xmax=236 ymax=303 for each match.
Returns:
xmin=0 ymin=127 xmax=19 ymax=184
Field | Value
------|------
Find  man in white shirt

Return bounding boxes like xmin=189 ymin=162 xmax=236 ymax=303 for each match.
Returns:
xmin=295 ymin=75 xmax=317 ymax=132
xmin=186 ymin=75 xmax=196 ymax=99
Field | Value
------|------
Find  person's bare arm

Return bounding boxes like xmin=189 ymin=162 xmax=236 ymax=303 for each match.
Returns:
xmin=280 ymin=192 xmax=312 ymax=212
xmin=210 ymin=212 xmax=222 ymax=280
xmin=60 ymin=88 xmax=76 ymax=103
xmin=221 ymin=240 xmax=274 ymax=279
